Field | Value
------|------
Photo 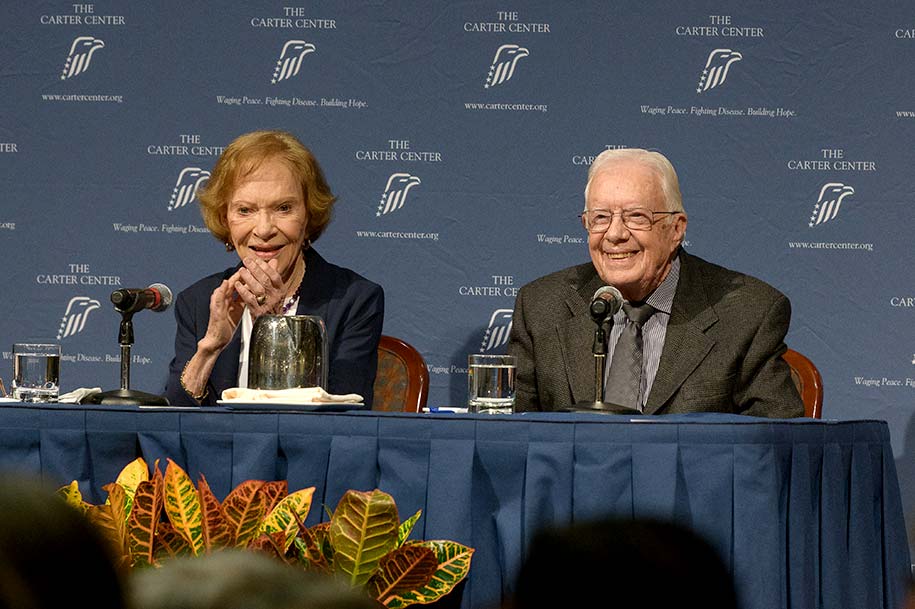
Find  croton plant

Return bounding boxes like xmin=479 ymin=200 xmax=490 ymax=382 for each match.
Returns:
xmin=58 ymin=458 xmax=473 ymax=608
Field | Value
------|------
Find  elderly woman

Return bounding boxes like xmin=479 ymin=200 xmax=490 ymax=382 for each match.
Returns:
xmin=165 ymin=130 xmax=384 ymax=406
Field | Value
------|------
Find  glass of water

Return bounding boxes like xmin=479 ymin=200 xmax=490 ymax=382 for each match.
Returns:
xmin=467 ymin=354 xmax=516 ymax=414
xmin=11 ymin=343 xmax=61 ymax=403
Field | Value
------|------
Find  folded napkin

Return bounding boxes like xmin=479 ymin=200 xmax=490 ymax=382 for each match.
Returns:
xmin=59 ymin=387 xmax=102 ymax=403
xmin=220 ymin=387 xmax=363 ymax=404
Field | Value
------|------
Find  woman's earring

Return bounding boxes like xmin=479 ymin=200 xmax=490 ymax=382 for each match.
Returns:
xmin=225 ymin=242 xmax=235 ymax=252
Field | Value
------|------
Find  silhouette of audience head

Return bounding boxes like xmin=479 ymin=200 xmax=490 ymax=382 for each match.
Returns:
xmin=129 ymin=549 xmax=378 ymax=609
xmin=511 ymin=517 xmax=738 ymax=609
xmin=0 ymin=473 xmax=126 ymax=609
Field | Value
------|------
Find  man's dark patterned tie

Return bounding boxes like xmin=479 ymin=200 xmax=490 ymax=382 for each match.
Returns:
xmin=604 ymin=302 xmax=655 ymax=410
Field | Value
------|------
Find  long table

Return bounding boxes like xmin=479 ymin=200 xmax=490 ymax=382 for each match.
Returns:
xmin=0 ymin=404 xmax=909 ymax=609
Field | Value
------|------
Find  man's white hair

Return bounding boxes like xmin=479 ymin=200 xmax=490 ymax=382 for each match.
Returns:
xmin=584 ymin=148 xmax=684 ymax=213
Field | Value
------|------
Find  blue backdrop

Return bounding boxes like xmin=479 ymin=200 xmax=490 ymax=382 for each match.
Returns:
xmin=2 ymin=1 xmax=914 ymax=552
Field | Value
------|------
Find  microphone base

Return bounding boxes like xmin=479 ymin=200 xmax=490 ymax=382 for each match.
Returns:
xmin=563 ymin=401 xmax=642 ymax=415
xmin=81 ymin=389 xmax=170 ymax=407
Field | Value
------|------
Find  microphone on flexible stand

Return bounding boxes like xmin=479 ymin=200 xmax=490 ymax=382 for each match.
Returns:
xmin=110 ymin=283 xmax=172 ymax=313
xmin=564 ymin=285 xmax=640 ymax=415
xmin=82 ymin=283 xmax=173 ymax=406
xmin=586 ymin=286 xmax=623 ymax=398
xmin=590 ymin=285 xmax=624 ymax=323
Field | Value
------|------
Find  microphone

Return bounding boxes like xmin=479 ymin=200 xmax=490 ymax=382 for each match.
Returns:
xmin=590 ymin=285 xmax=623 ymax=323
xmin=110 ymin=283 xmax=173 ymax=314
xmin=563 ymin=283 xmax=641 ymax=413
xmin=85 ymin=283 xmax=174 ymax=406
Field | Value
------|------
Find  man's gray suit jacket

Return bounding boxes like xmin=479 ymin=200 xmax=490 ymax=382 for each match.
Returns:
xmin=508 ymin=250 xmax=804 ymax=417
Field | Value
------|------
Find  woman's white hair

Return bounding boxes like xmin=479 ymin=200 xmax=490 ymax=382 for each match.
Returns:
xmin=584 ymin=148 xmax=684 ymax=213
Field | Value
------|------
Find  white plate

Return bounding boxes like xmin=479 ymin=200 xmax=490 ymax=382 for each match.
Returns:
xmin=216 ymin=400 xmax=364 ymax=412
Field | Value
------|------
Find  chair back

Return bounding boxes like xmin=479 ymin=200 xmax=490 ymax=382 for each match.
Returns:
xmin=782 ymin=349 xmax=823 ymax=418
xmin=372 ymin=335 xmax=429 ymax=412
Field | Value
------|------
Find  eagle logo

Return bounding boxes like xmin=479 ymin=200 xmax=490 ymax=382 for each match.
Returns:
xmin=809 ymin=182 xmax=854 ymax=227
xmin=479 ymin=309 xmax=514 ymax=353
xmin=272 ymin=40 xmax=316 ymax=84
xmin=696 ymin=48 xmax=742 ymax=93
xmin=60 ymin=36 xmax=105 ymax=80
xmin=485 ymin=44 xmax=529 ymax=89
xmin=376 ymin=173 xmax=421 ymax=216
xmin=168 ymin=167 xmax=211 ymax=211
xmin=57 ymin=296 xmax=101 ymax=340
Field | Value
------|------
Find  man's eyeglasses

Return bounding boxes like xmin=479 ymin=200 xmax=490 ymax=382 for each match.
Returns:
xmin=580 ymin=208 xmax=681 ymax=233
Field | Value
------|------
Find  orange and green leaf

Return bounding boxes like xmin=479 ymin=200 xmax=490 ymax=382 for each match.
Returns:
xmin=57 ymin=480 xmax=87 ymax=513
xmin=163 ymin=459 xmax=204 ymax=556
xmin=367 ymin=544 xmax=437 ymax=604
xmin=115 ymin=457 xmax=149 ymax=514
xmin=330 ymin=489 xmax=400 ymax=587
xmin=382 ymin=541 xmax=474 ymax=608
xmin=261 ymin=487 xmax=315 ymax=551
xmin=154 ymin=519 xmax=192 ymax=561
xmin=260 ymin=480 xmax=288 ymax=514
xmin=248 ymin=530 xmax=290 ymax=562
xmin=311 ymin=521 xmax=335 ymax=563
xmin=397 ymin=509 xmax=422 ymax=547
xmin=198 ymin=474 xmax=232 ymax=550
xmin=101 ymin=482 xmax=130 ymax=558
xmin=126 ymin=468 xmax=164 ymax=567
xmin=85 ymin=502 xmax=119 ymax=547
xmin=86 ymin=501 xmax=130 ymax=569
xmin=294 ymin=520 xmax=332 ymax=572
xmin=223 ymin=480 xmax=268 ymax=548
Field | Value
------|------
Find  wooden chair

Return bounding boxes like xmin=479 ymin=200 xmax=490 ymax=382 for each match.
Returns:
xmin=372 ymin=335 xmax=429 ymax=413
xmin=782 ymin=348 xmax=823 ymax=418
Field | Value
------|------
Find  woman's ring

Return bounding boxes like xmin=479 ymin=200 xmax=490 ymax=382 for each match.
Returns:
xmin=256 ymin=294 xmax=267 ymax=306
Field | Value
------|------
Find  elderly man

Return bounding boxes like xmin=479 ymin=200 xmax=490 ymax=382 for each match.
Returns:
xmin=508 ymin=148 xmax=803 ymax=417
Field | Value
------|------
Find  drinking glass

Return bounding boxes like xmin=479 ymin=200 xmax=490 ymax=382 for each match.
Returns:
xmin=467 ymin=354 xmax=516 ymax=414
xmin=11 ymin=343 xmax=61 ymax=403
